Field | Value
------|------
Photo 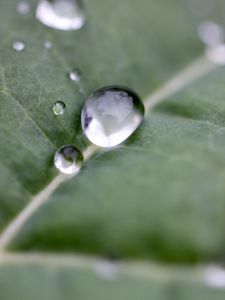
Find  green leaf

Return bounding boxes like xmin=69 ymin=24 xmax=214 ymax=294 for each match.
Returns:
xmin=1 ymin=0 xmax=225 ymax=298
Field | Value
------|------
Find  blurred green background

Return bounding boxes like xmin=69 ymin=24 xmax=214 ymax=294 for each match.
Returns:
xmin=1 ymin=0 xmax=225 ymax=299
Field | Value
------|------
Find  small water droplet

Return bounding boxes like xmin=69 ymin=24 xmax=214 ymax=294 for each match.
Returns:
xmin=206 ymin=44 xmax=225 ymax=65
xmin=69 ymin=68 xmax=81 ymax=82
xmin=36 ymin=0 xmax=86 ymax=31
xmin=81 ymin=86 xmax=145 ymax=148
xmin=198 ymin=21 xmax=224 ymax=47
xmin=16 ymin=1 xmax=31 ymax=15
xmin=204 ymin=266 xmax=225 ymax=288
xmin=12 ymin=40 xmax=25 ymax=52
xmin=53 ymin=101 xmax=66 ymax=115
xmin=54 ymin=145 xmax=83 ymax=175
xmin=44 ymin=40 xmax=52 ymax=50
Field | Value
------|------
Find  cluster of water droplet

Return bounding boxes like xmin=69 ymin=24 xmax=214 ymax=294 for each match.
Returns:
xmin=54 ymin=86 xmax=144 ymax=175
xmin=14 ymin=0 xmax=145 ymax=175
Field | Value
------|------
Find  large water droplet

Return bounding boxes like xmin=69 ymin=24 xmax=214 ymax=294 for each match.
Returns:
xmin=36 ymin=0 xmax=86 ymax=31
xmin=53 ymin=101 xmax=66 ymax=115
xmin=54 ymin=145 xmax=83 ymax=175
xmin=16 ymin=1 xmax=31 ymax=15
xmin=81 ymin=86 xmax=145 ymax=148
xmin=12 ymin=40 xmax=25 ymax=52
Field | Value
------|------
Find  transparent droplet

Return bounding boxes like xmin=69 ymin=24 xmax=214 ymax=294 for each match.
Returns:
xmin=44 ymin=40 xmax=52 ymax=50
xmin=53 ymin=101 xmax=66 ymax=115
xmin=198 ymin=21 xmax=224 ymax=47
xmin=54 ymin=145 xmax=83 ymax=175
xmin=81 ymin=86 xmax=145 ymax=148
xmin=36 ymin=0 xmax=86 ymax=31
xmin=12 ymin=40 xmax=25 ymax=52
xmin=206 ymin=44 xmax=225 ymax=65
xmin=69 ymin=68 xmax=81 ymax=82
xmin=16 ymin=1 xmax=31 ymax=15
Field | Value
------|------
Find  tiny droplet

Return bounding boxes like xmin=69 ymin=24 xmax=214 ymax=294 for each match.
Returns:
xmin=53 ymin=101 xmax=66 ymax=115
xmin=36 ymin=0 xmax=86 ymax=31
xmin=81 ymin=86 xmax=145 ymax=148
xmin=198 ymin=21 xmax=224 ymax=47
xmin=69 ymin=68 xmax=81 ymax=82
xmin=54 ymin=145 xmax=83 ymax=175
xmin=44 ymin=40 xmax=52 ymax=50
xmin=16 ymin=1 xmax=31 ymax=15
xmin=12 ymin=40 xmax=25 ymax=52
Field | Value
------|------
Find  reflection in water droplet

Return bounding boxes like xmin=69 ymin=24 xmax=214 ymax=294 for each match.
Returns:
xmin=44 ymin=40 xmax=52 ymax=50
xmin=54 ymin=145 xmax=83 ymax=175
xmin=206 ymin=44 xmax=225 ymax=65
xmin=16 ymin=1 xmax=31 ymax=15
xmin=69 ymin=68 xmax=81 ymax=82
xmin=81 ymin=86 xmax=145 ymax=148
xmin=12 ymin=40 xmax=25 ymax=52
xmin=36 ymin=0 xmax=86 ymax=31
xmin=198 ymin=21 xmax=224 ymax=47
xmin=53 ymin=101 xmax=66 ymax=115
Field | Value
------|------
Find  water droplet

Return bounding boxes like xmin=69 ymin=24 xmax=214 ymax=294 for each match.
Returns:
xmin=36 ymin=0 xmax=86 ymax=31
xmin=16 ymin=1 xmax=31 ymax=15
xmin=69 ymin=68 xmax=81 ymax=82
xmin=204 ymin=266 xmax=225 ymax=288
xmin=198 ymin=21 xmax=224 ymax=47
xmin=81 ymin=86 xmax=145 ymax=148
xmin=44 ymin=40 xmax=52 ymax=50
xmin=206 ymin=44 xmax=225 ymax=65
xmin=54 ymin=145 xmax=83 ymax=175
xmin=12 ymin=40 xmax=25 ymax=52
xmin=53 ymin=101 xmax=66 ymax=115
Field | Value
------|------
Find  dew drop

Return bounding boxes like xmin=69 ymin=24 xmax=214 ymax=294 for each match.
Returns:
xmin=36 ymin=0 xmax=86 ymax=31
xmin=54 ymin=145 xmax=83 ymax=175
xmin=81 ymin=86 xmax=145 ymax=148
xmin=12 ymin=40 xmax=25 ymax=52
xmin=198 ymin=21 xmax=224 ymax=47
xmin=16 ymin=1 xmax=31 ymax=15
xmin=69 ymin=68 xmax=81 ymax=82
xmin=53 ymin=101 xmax=66 ymax=115
xmin=44 ymin=40 xmax=52 ymax=50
